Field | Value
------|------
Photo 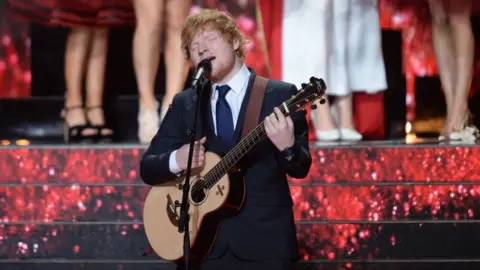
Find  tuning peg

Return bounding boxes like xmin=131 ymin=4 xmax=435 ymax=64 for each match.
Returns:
xmin=319 ymin=98 xmax=326 ymax=104
xmin=310 ymin=104 xmax=317 ymax=110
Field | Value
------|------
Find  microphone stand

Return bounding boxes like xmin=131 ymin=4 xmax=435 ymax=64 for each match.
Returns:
xmin=177 ymin=73 xmax=208 ymax=270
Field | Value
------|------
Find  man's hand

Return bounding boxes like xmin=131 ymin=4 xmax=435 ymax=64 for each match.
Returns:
xmin=175 ymin=137 xmax=207 ymax=170
xmin=264 ymin=107 xmax=295 ymax=151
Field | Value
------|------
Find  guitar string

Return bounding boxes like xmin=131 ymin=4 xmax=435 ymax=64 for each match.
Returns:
xmin=190 ymin=87 xmax=320 ymax=197
xmin=206 ymin=121 xmax=267 ymax=184
xmin=190 ymin=94 xmax=315 ymax=197
xmin=190 ymin=115 xmax=271 ymax=197
xmin=201 ymin=92 xmax=321 ymax=184
xmin=190 ymin=93 xmax=319 ymax=197
xmin=190 ymin=102 xmax=290 ymax=197
xmin=200 ymin=93 xmax=318 ymax=186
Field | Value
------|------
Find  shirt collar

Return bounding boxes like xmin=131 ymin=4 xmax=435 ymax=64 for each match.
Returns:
xmin=212 ymin=64 xmax=250 ymax=95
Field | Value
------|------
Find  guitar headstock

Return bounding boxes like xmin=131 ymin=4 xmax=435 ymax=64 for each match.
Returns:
xmin=284 ymin=77 xmax=327 ymax=115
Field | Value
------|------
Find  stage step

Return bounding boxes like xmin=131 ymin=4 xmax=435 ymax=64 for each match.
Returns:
xmin=1 ymin=145 xmax=480 ymax=269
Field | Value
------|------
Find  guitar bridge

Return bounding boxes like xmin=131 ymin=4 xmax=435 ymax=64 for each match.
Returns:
xmin=169 ymin=201 xmax=181 ymax=219
xmin=166 ymin=195 xmax=181 ymax=223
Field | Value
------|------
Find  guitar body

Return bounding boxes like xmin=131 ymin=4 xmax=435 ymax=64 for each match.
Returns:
xmin=143 ymin=151 xmax=246 ymax=263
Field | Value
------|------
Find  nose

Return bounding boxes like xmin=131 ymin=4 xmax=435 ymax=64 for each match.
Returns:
xmin=197 ymin=42 xmax=208 ymax=56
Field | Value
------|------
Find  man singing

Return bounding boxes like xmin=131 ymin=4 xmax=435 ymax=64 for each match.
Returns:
xmin=140 ymin=9 xmax=312 ymax=270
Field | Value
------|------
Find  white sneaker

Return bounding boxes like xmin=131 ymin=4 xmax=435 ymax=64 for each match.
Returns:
xmin=315 ymin=129 xmax=341 ymax=141
xmin=339 ymin=128 xmax=363 ymax=141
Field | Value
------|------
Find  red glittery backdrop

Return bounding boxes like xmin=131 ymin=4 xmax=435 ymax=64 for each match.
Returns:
xmin=1 ymin=146 xmax=480 ymax=264
xmin=0 ymin=0 xmax=31 ymax=98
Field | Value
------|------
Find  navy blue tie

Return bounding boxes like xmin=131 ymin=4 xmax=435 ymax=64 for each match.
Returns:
xmin=216 ymin=85 xmax=234 ymax=148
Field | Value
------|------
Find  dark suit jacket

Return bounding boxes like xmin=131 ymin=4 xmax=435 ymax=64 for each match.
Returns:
xmin=140 ymin=69 xmax=312 ymax=261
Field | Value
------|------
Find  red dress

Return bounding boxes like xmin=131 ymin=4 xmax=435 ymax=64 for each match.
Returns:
xmin=6 ymin=0 xmax=135 ymax=28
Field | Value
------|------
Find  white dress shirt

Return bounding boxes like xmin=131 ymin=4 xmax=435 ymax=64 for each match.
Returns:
xmin=168 ymin=64 xmax=251 ymax=174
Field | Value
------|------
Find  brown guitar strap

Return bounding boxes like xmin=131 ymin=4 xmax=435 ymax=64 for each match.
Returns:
xmin=240 ymin=75 xmax=269 ymax=139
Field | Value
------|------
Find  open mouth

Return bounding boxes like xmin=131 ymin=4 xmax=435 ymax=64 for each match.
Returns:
xmin=203 ymin=56 xmax=216 ymax=62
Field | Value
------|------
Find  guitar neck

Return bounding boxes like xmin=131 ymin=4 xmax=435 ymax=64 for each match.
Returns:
xmin=200 ymin=77 xmax=326 ymax=188
xmin=203 ymin=104 xmax=291 ymax=188
xmin=203 ymin=121 xmax=267 ymax=188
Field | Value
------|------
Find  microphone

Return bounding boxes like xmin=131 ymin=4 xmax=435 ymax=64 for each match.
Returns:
xmin=191 ymin=56 xmax=215 ymax=88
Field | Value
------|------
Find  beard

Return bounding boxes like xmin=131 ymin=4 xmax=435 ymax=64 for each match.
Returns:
xmin=209 ymin=56 xmax=239 ymax=84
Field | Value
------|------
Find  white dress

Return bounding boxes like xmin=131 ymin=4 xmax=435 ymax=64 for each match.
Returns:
xmin=281 ymin=0 xmax=387 ymax=96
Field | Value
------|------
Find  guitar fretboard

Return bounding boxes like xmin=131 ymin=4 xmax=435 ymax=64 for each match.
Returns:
xmin=203 ymin=105 xmax=288 ymax=188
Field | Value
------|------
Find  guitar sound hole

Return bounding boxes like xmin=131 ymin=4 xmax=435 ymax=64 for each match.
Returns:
xmin=191 ymin=181 xmax=207 ymax=204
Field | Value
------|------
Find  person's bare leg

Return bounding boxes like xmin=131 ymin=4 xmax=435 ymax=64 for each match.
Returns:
xmin=133 ymin=0 xmax=163 ymax=108
xmin=314 ymin=99 xmax=337 ymax=130
xmin=428 ymin=0 xmax=456 ymax=137
xmin=162 ymin=0 xmax=191 ymax=120
xmin=63 ymin=28 xmax=94 ymax=137
xmin=334 ymin=93 xmax=362 ymax=140
xmin=335 ymin=94 xmax=354 ymax=129
xmin=132 ymin=0 xmax=164 ymax=143
xmin=85 ymin=28 xmax=112 ymax=137
xmin=448 ymin=0 xmax=474 ymax=133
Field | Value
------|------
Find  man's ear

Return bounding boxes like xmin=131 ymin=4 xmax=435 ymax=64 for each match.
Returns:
xmin=233 ymin=38 xmax=240 ymax=51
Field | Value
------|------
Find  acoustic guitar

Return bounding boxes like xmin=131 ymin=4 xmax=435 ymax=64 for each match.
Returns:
xmin=142 ymin=77 xmax=327 ymax=262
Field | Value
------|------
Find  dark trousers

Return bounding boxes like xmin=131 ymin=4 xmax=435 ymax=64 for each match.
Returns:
xmin=177 ymin=249 xmax=296 ymax=270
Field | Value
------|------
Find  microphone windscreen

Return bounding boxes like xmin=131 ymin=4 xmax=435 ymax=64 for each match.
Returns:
xmin=198 ymin=56 xmax=216 ymax=72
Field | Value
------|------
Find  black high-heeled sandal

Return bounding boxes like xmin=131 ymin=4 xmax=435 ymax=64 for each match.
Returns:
xmin=61 ymin=105 xmax=90 ymax=143
xmin=86 ymin=106 xmax=113 ymax=143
